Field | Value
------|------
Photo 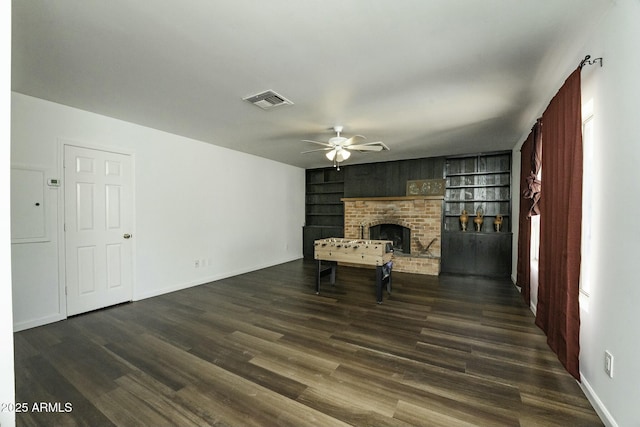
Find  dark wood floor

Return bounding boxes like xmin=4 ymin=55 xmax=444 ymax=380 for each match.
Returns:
xmin=14 ymin=259 xmax=602 ymax=426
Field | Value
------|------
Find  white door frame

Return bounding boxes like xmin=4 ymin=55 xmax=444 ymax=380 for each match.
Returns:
xmin=57 ymin=139 xmax=136 ymax=317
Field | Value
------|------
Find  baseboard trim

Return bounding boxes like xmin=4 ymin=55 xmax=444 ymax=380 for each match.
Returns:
xmin=134 ymin=256 xmax=303 ymax=301
xmin=13 ymin=313 xmax=66 ymax=332
xmin=529 ymin=300 xmax=537 ymax=315
xmin=579 ymin=376 xmax=617 ymax=427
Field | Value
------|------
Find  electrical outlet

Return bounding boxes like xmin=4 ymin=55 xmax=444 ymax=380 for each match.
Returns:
xmin=604 ymin=350 xmax=614 ymax=378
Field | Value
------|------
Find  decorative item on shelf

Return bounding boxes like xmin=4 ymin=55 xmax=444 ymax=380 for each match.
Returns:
xmin=473 ymin=208 xmax=484 ymax=232
xmin=494 ymin=214 xmax=503 ymax=232
xmin=459 ymin=210 xmax=469 ymax=231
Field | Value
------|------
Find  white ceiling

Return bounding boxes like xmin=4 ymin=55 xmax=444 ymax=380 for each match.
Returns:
xmin=12 ymin=0 xmax=612 ymax=169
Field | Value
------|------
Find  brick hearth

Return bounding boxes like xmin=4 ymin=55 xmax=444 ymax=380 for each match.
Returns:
xmin=342 ymin=196 xmax=443 ymax=275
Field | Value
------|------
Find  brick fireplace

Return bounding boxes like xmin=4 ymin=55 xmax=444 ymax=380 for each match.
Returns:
xmin=342 ymin=196 xmax=443 ymax=275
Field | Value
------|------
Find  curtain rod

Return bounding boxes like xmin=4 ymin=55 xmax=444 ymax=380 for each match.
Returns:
xmin=580 ymin=54 xmax=603 ymax=69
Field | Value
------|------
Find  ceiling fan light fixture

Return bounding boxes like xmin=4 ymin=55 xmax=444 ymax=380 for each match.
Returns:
xmin=326 ymin=148 xmax=350 ymax=162
xmin=337 ymin=149 xmax=351 ymax=161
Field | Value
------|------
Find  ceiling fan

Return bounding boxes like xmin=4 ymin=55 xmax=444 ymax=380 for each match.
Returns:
xmin=301 ymin=126 xmax=389 ymax=170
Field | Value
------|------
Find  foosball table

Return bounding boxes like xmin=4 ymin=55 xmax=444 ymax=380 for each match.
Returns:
xmin=314 ymin=238 xmax=394 ymax=303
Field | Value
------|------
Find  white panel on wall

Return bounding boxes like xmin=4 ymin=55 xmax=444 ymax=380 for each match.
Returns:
xmin=10 ymin=167 xmax=47 ymax=242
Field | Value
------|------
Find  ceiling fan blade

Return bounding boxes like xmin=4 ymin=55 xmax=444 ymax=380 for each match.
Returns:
xmin=342 ymin=135 xmax=366 ymax=146
xmin=301 ymin=148 xmax=332 ymax=154
xmin=347 ymin=144 xmax=383 ymax=152
xmin=302 ymin=139 xmax=334 ymax=148
xmin=355 ymin=141 xmax=390 ymax=150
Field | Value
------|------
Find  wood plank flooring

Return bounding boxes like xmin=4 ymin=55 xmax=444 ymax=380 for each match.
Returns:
xmin=14 ymin=259 xmax=603 ymax=426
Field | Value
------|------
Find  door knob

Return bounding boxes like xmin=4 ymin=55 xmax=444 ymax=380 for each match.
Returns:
xmin=123 ymin=233 xmax=132 ymax=239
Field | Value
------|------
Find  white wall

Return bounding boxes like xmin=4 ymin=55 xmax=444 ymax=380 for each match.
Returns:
xmin=576 ymin=1 xmax=640 ymax=425
xmin=1 ymin=2 xmax=16 ymax=426
xmin=11 ymin=92 xmax=305 ymax=331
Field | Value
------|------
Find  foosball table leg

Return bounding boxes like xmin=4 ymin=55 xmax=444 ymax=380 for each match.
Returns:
xmin=316 ymin=260 xmax=321 ymax=295
xmin=329 ymin=264 xmax=336 ymax=284
xmin=375 ymin=266 xmax=383 ymax=304
xmin=375 ymin=263 xmax=393 ymax=304
xmin=316 ymin=260 xmax=337 ymax=295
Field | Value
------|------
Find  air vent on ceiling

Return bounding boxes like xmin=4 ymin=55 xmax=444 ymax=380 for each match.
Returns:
xmin=243 ymin=90 xmax=294 ymax=110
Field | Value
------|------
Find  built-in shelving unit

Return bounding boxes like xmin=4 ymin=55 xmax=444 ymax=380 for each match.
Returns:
xmin=443 ymin=152 xmax=511 ymax=232
xmin=303 ymin=168 xmax=344 ymax=258
xmin=441 ymin=152 xmax=512 ymax=276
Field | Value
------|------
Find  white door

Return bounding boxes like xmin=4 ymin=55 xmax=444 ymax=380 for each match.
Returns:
xmin=64 ymin=145 xmax=133 ymax=316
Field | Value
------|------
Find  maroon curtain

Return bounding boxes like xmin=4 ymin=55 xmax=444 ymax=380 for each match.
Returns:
xmin=536 ymin=68 xmax=583 ymax=381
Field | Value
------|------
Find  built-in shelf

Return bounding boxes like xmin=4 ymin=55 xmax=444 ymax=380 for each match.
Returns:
xmin=446 ymin=170 xmax=510 ymax=176
xmin=303 ymin=168 xmax=345 ymax=258
xmin=447 ymin=184 xmax=510 ymax=189
xmin=441 ymin=152 xmax=512 ymax=277
xmin=307 ymin=191 xmax=344 ymax=195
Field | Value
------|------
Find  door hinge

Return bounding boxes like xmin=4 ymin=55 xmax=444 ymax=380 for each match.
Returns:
xmin=65 ymin=287 xmax=67 ymax=295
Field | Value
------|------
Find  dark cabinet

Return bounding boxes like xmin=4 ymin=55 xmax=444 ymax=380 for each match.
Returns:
xmin=303 ymin=225 xmax=344 ymax=259
xmin=441 ymin=232 xmax=512 ymax=277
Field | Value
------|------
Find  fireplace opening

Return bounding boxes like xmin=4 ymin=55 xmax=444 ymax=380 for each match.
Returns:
xmin=370 ymin=224 xmax=411 ymax=255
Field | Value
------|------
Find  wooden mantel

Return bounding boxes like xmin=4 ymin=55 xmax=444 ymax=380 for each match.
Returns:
xmin=341 ymin=195 xmax=444 ymax=202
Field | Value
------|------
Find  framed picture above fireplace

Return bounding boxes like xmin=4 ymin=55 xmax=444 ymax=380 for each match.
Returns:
xmin=406 ymin=179 xmax=446 ymax=197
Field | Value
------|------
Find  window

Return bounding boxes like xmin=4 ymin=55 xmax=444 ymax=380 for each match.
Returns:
xmin=529 ymin=166 xmax=542 ymax=311
xmin=530 ymin=165 xmax=542 ymax=262
xmin=580 ymin=99 xmax=594 ymax=297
